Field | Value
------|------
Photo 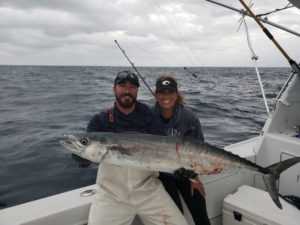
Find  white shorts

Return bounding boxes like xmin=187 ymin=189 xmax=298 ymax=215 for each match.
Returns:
xmin=88 ymin=182 xmax=188 ymax=225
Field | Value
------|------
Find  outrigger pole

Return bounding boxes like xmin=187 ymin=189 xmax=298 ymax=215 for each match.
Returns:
xmin=238 ymin=0 xmax=300 ymax=76
xmin=115 ymin=40 xmax=155 ymax=97
xmin=205 ymin=0 xmax=300 ymax=37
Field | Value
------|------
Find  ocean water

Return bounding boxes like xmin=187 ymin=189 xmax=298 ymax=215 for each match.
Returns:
xmin=0 ymin=65 xmax=290 ymax=208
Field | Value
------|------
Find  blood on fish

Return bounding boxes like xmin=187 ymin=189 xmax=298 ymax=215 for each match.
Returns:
xmin=189 ymin=162 xmax=202 ymax=170
xmin=201 ymin=168 xmax=223 ymax=175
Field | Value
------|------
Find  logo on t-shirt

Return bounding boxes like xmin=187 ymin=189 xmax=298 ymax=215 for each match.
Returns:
xmin=166 ymin=128 xmax=181 ymax=137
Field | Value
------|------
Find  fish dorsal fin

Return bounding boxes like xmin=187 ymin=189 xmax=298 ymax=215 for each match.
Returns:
xmin=182 ymin=127 xmax=195 ymax=137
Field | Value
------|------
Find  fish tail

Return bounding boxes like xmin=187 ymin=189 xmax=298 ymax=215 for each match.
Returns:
xmin=262 ymin=157 xmax=300 ymax=209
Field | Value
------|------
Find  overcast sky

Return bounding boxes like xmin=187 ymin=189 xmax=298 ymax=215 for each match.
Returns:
xmin=0 ymin=0 xmax=299 ymax=67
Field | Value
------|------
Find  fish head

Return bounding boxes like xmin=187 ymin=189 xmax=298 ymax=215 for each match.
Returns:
xmin=59 ymin=133 xmax=108 ymax=162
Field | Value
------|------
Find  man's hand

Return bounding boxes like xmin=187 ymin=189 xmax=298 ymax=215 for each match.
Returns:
xmin=173 ymin=167 xmax=197 ymax=182
xmin=71 ymin=154 xmax=92 ymax=168
xmin=191 ymin=177 xmax=206 ymax=198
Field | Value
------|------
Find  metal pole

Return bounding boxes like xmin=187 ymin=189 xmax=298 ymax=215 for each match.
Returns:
xmin=238 ymin=0 xmax=300 ymax=76
xmin=205 ymin=0 xmax=300 ymax=37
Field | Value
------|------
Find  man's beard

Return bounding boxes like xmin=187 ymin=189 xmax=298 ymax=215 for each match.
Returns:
xmin=116 ymin=94 xmax=136 ymax=108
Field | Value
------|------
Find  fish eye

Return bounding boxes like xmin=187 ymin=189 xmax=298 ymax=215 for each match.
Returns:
xmin=80 ymin=138 xmax=89 ymax=146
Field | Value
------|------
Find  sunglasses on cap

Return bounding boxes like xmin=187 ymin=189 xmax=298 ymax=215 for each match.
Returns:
xmin=115 ymin=71 xmax=140 ymax=87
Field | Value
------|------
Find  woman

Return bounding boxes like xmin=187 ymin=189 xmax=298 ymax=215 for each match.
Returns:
xmin=150 ymin=74 xmax=210 ymax=225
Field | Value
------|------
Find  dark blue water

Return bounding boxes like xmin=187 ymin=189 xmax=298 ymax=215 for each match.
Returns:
xmin=0 ymin=65 xmax=289 ymax=208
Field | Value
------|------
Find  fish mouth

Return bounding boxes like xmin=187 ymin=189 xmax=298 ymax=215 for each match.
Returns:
xmin=59 ymin=139 xmax=74 ymax=148
xmin=59 ymin=140 xmax=77 ymax=152
xmin=59 ymin=134 xmax=84 ymax=153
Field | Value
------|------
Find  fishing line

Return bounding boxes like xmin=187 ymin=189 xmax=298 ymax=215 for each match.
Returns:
xmin=236 ymin=0 xmax=254 ymax=33
xmin=151 ymin=0 xmax=198 ymax=66
xmin=205 ymin=0 xmax=300 ymax=37
xmin=151 ymin=0 xmax=213 ymax=69
xmin=114 ymin=2 xmax=271 ymax=129
xmin=256 ymin=3 xmax=293 ymax=17
xmin=239 ymin=0 xmax=300 ymax=76
xmin=144 ymin=0 xmax=195 ymax=67
xmin=115 ymin=40 xmax=155 ymax=97
xmin=204 ymin=0 xmax=298 ymax=118
xmin=121 ymin=38 xmax=176 ymax=67
xmin=184 ymin=67 xmax=198 ymax=79
xmin=182 ymin=65 xmax=260 ymax=130
xmin=145 ymin=0 xmax=215 ymax=83
xmin=115 ymin=40 xmax=262 ymax=130
xmin=181 ymin=2 xmax=272 ymax=128
xmin=146 ymin=0 xmax=222 ymax=78
xmin=240 ymin=15 xmax=271 ymax=115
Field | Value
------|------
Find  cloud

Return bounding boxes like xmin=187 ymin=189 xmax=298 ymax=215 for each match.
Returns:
xmin=0 ymin=0 xmax=299 ymax=66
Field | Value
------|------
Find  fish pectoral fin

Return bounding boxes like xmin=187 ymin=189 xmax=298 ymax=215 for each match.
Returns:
xmin=98 ymin=149 xmax=108 ymax=162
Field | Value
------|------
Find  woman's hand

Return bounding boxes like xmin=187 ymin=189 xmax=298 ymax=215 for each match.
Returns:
xmin=191 ymin=177 xmax=206 ymax=198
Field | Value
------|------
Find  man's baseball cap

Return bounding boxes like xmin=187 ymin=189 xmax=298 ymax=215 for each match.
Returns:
xmin=114 ymin=71 xmax=140 ymax=87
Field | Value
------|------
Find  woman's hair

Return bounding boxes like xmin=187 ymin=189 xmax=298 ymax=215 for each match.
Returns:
xmin=156 ymin=74 xmax=186 ymax=106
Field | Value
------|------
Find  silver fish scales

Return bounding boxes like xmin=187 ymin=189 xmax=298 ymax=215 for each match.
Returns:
xmin=59 ymin=132 xmax=300 ymax=209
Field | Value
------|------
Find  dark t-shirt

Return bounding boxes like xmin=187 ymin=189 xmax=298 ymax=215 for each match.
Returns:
xmin=87 ymin=101 xmax=153 ymax=133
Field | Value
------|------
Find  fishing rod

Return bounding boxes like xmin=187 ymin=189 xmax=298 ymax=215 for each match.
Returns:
xmin=114 ymin=40 xmax=155 ymax=97
xmin=238 ymin=0 xmax=300 ymax=76
xmin=183 ymin=67 xmax=198 ymax=78
xmin=205 ymin=0 xmax=300 ymax=37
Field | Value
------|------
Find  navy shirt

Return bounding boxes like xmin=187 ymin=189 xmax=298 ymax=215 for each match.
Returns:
xmin=87 ymin=101 xmax=153 ymax=133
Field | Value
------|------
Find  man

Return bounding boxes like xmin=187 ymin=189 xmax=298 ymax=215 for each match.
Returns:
xmin=86 ymin=70 xmax=188 ymax=225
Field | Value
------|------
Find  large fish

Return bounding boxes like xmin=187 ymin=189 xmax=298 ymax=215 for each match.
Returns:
xmin=59 ymin=132 xmax=300 ymax=209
